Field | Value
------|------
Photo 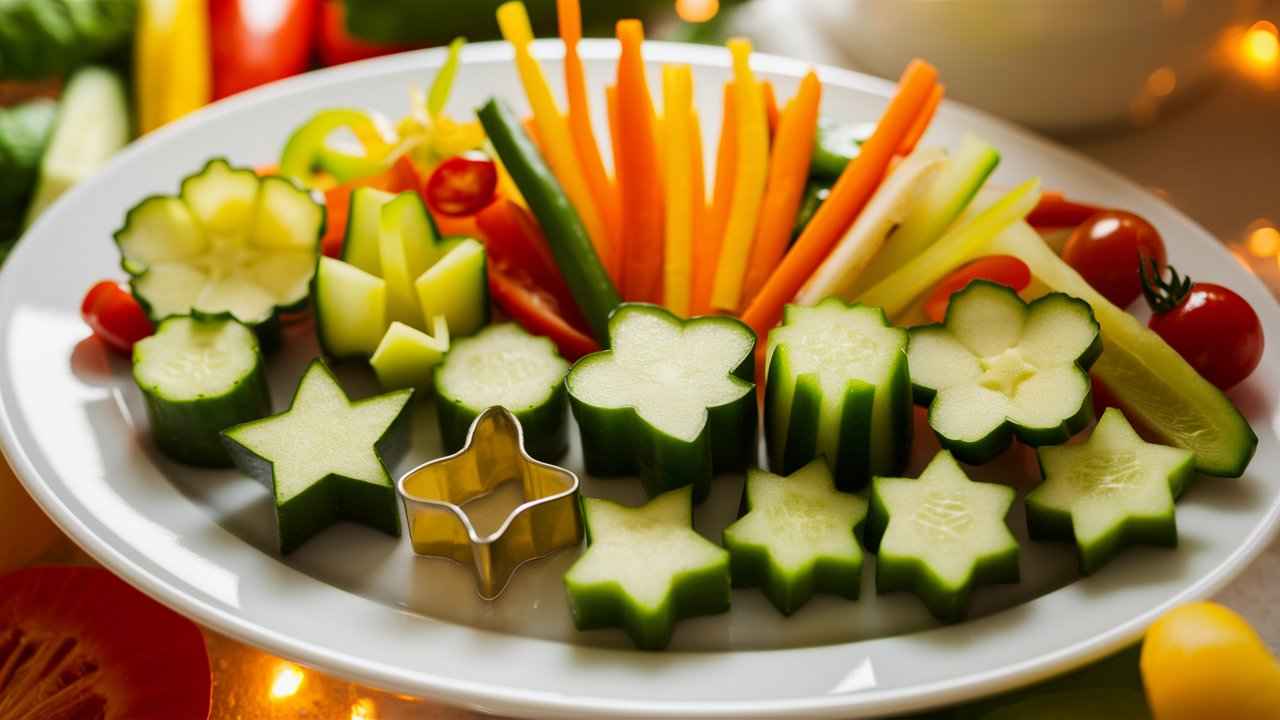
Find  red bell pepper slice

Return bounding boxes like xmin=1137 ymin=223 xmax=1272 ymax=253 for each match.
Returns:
xmin=210 ymin=0 xmax=318 ymax=100
xmin=488 ymin=271 xmax=599 ymax=361
xmin=316 ymin=0 xmax=414 ymax=66
xmin=1026 ymin=191 xmax=1106 ymax=229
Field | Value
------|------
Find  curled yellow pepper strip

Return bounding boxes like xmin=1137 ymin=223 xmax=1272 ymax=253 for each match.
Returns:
xmin=135 ymin=0 xmax=211 ymax=134
xmin=661 ymin=65 xmax=696 ymax=316
xmin=710 ymin=39 xmax=769 ymax=312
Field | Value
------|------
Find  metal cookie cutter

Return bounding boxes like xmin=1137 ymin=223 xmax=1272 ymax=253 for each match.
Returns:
xmin=397 ymin=406 xmax=583 ymax=599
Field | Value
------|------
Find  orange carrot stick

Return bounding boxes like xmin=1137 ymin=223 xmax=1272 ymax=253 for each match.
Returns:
xmin=614 ymin=20 xmax=665 ymax=303
xmin=605 ymin=84 xmax=625 ymax=290
xmin=741 ymin=69 xmax=822 ymax=305
xmin=692 ymin=83 xmax=736 ymax=315
xmin=762 ymin=80 xmax=780 ymax=139
xmin=897 ymin=83 xmax=944 ymax=156
xmin=689 ymin=109 xmax=707 ymax=264
xmin=740 ymin=59 xmax=938 ymax=340
xmin=559 ymin=0 xmax=622 ymax=281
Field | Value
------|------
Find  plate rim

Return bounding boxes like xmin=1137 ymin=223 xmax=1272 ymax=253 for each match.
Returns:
xmin=3 ymin=39 xmax=1278 ymax=719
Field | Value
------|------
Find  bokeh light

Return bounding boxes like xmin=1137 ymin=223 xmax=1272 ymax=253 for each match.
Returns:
xmin=269 ymin=663 xmax=305 ymax=700
xmin=1248 ymin=226 xmax=1280 ymax=257
xmin=1146 ymin=67 xmax=1177 ymax=97
xmin=1243 ymin=21 xmax=1279 ymax=69
xmin=676 ymin=0 xmax=720 ymax=23
xmin=351 ymin=697 xmax=378 ymax=719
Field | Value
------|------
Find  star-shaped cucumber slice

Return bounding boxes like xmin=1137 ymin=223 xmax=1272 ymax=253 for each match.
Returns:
xmin=908 ymin=281 xmax=1102 ymax=464
xmin=566 ymin=303 xmax=756 ymax=501
xmin=723 ymin=460 xmax=868 ymax=615
xmin=866 ymin=450 xmax=1019 ymax=623
xmin=1028 ymin=407 xmax=1194 ymax=574
xmin=221 ymin=359 xmax=413 ymax=554
xmin=564 ymin=486 xmax=730 ymax=650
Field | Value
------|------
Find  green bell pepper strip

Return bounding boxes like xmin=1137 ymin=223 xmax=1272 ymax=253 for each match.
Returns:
xmin=279 ymin=108 xmax=396 ymax=186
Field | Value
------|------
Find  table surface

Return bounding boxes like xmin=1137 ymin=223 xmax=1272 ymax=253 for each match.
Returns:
xmin=6 ymin=6 xmax=1280 ymax=719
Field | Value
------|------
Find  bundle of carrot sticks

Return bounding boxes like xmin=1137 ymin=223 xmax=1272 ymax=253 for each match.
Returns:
xmin=498 ymin=0 xmax=944 ymax=339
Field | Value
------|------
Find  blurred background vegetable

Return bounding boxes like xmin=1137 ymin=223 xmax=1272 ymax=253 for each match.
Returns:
xmin=0 ymin=0 xmax=136 ymax=80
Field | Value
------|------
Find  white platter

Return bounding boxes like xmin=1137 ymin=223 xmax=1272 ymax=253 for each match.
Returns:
xmin=2 ymin=40 xmax=1278 ymax=719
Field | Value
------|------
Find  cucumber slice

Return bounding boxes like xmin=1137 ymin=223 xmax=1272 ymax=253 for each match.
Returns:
xmin=766 ymin=299 xmax=911 ymax=491
xmin=853 ymin=134 xmax=1000 ymax=295
xmin=810 ymin=118 xmax=874 ymax=181
xmin=566 ymin=303 xmax=756 ymax=501
xmin=415 ymin=237 xmax=488 ymax=338
xmin=989 ymin=221 xmax=1257 ymax=477
xmin=115 ymin=159 xmax=323 ymax=340
xmin=1028 ymin=408 xmax=1194 ymax=574
xmin=221 ymin=359 xmax=412 ymax=554
xmin=564 ymin=486 xmax=731 ymax=650
xmin=435 ymin=323 xmax=569 ymax=462
xmin=723 ymin=460 xmax=868 ymax=615
xmin=865 ymin=450 xmax=1019 ymax=623
xmin=22 ymin=66 xmax=130 ymax=226
xmin=314 ymin=257 xmax=388 ymax=360
xmin=132 ymin=316 xmax=271 ymax=468
xmin=908 ymin=281 xmax=1101 ymax=464
xmin=379 ymin=191 xmax=443 ymax=330
xmin=341 ymin=187 xmax=394 ymax=276
xmin=370 ymin=317 xmax=450 ymax=392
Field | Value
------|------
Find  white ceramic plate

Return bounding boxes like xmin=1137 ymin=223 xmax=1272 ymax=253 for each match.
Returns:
xmin=2 ymin=41 xmax=1278 ymax=719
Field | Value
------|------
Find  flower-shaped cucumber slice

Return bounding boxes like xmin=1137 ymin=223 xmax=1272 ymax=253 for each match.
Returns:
xmin=865 ymin=450 xmax=1019 ymax=623
xmin=907 ymin=281 xmax=1102 ymax=464
xmin=723 ymin=460 xmax=868 ymax=615
xmin=566 ymin=303 xmax=756 ymax=502
xmin=115 ymin=158 xmax=323 ymax=348
xmin=765 ymin=298 xmax=912 ymax=491
xmin=564 ymin=486 xmax=730 ymax=650
xmin=1028 ymin=407 xmax=1194 ymax=574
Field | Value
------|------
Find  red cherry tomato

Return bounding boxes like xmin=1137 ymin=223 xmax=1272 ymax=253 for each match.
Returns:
xmin=1142 ymin=263 xmax=1264 ymax=390
xmin=81 ymin=281 xmax=154 ymax=354
xmin=923 ymin=255 xmax=1032 ymax=323
xmin=1062 ymin=210 xmax=1167 ymax=308
xmin=425 ymin=152 xmax=498 ymax=217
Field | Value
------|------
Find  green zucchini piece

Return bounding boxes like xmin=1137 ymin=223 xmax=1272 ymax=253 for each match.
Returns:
xmin=379 ymin=191 xmax=443 ymax=330
xmin=341 ymin=186 xmax=394 ymax=276
xmin=564 ymin=486 xmax=731 ymax=650
xmin=314 ymin=256 xmax=388 ymax=360
xmin=116 ymin=159 xmax=323 ymax=343
xmin=723 ymin=460 xmax=868 ymax=615
xmin=989 ymin=221 xmax=1257 ymax=477
xmin=1028 ymin=408 xmax=1194 ymax=574
xmin=866 ymin=450 xmax=1020 ymax=623
xmin=566 ymin=303 xmax=756 ymax=501
xmin=221 ymin=359 xmax=412 ymax=554
xmin=765 ymin=299 xmax=911 ymax=491
xmin=415 ymin=237 xmax=488 ymax=338
xmin=132 ymin=315 xmax=271 ymax=468
xmin=908 ymin=281 xmax=1102 ymax=464
xmin=478 ymin=98 xmax=621 ymax=344
xmin=370 ymin=317 xmax=450 ymax=392
xmin=811 ymin=118 xmax=874 ymax=181
xmin=435 ymin=323 xmax=570 ymax=462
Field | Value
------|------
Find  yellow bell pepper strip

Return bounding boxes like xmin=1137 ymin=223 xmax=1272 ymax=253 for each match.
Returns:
xmin=741 ymin=70 xmax=822 ymax=305
xmin=496 ymin=2 xmax=609 ymax=274
xmin=558 ymin=0 xmax=622 ymax=282
xmin=692 ymin=83 xmax=736 ymax=316
xmin=661 ymin=65 xmax=697 ymax=316
xmin=135 ymin=0 xmax=211 ymax=134
xmin=398 ymin=39 xmax=488 ymax=174
xmin=710 ymin=39 xmax=770 ymax=312
xmin=279 ymin=108 xmax=397 ymax=187
xmin=614 ymin=20 xmax=666 ymax=304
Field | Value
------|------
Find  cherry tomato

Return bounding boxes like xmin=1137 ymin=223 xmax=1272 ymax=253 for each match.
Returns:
xmin=923 ymin=255 xmax=1032 ymax=323
xmin=1062 ymin=210 xmax=1166 ymax=308
xmin=425 ymin=152 xmax=498 ymax=217
xmin=1142 ymin=262 xmax=1263 ymax=390
xmin=81 ymin=281 xmax=154 ymax=354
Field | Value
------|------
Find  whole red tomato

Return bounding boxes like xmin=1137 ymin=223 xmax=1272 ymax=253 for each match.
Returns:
xmin=1142 ymin=263 xmax=1264 ymax=390
xmin=1063 ymin=210 xmax=1167 ymax=308
xmin=81 ymin=281 xmax=154 ymax=354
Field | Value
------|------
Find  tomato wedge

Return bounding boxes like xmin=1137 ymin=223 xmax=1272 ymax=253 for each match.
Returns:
xmin=426 ymin=152 xmax=499 ymax=217
xmin=81 ymin=281 xmax=155 ymax=354
xmin=922 ymin=255 xmax=1032 ymax=323
xmin=0 ymin=566 xmax=212 ymax=719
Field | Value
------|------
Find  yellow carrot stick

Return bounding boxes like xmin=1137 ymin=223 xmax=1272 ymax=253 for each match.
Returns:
xmin=614 ymin=20 xmax=666 ymax=303
xmin=497 ymin=2 xmax=609 ymax=264
xmin=710 ymin=38 xmax=770 ymax=312
xmin=692 ymin=83 xmax=736 ymax=315
xmin=136 ymin=0 xmax=211 ymax=133
xmin=558 ymin=0 xmax=622 ymax=281
xmin=661 ymin=65 xmax=696 ymax=316
xmin=689 ymin=108 xmax=707 ymax=269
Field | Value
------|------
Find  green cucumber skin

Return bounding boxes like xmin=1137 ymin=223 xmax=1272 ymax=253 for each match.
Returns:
xmin=435 ymin=382 xmax=570 ymax=462
xmin=724 ymin=518 xmax=863 ymax=616
xmin=310 ymin=261 xmax=367 ymax=363
xmin=810 ymin=118 xmax=872 ymax=181
xmin=477 ymin=99 xmax=621 ymax=344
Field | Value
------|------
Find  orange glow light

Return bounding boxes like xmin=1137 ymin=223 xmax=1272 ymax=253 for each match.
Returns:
xmin=269 ymin=663 xmax=305 ymax=700
xmin=351 ymin=698 xmax=378 ymax=720
xmin=676 ymin=0 xmax=719 ymax=23
xmin=1249 ymin=226 xmax=1280 ymax=257
xmin=1243 ymin=21 xmax=1279 ymax=69
xmin=1146 ymin=67 xmax=1177 ymax=97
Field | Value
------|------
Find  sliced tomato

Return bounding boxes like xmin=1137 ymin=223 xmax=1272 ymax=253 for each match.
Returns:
xmin=923 ymin=255 xmax=1032 ymax=323
xmin=81 ymin=281 xmax=154 ymax=354
xmin=426 ymin=152 xmax=498 ymax=217
xmin=0 ymin=566 xmax=211 ymax=719
xmin=316 ymin=0 xmax=413 ymax=66
xmin=210 ymin=0 xmax=318 ymax=100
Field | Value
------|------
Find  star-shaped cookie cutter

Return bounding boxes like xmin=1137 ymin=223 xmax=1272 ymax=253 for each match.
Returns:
xmin=397 ymin=406 xmax=583 ymax=599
